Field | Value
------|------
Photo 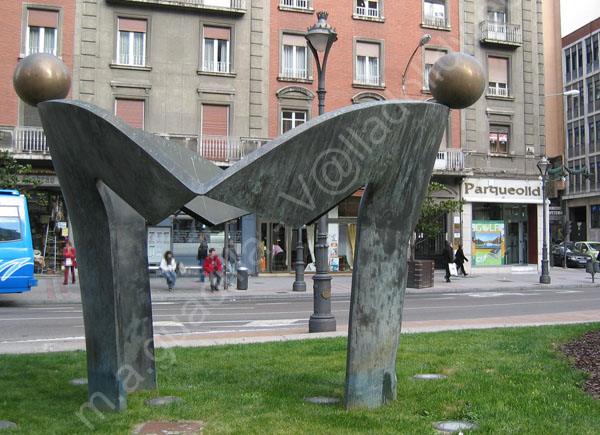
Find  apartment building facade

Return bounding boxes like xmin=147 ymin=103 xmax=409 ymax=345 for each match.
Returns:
xmin=264 ymin=0 xmax=463 ymax=273
xmin=562 ymin=17 xmax=600 ymax=241
xmin=458 ymin=0 xmax=547 ymax=273
xmin=0 ymin=0 xmax=76 ymax=266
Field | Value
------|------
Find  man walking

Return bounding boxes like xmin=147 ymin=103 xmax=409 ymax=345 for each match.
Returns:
xmin=203 ymin=248 xmax=223 ymax=292
xmin=442 ymin=241 xmax=454 ymax=283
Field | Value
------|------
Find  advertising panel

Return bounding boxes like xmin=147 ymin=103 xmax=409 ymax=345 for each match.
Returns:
xmin=472 ymin=220 xmax=505 ymax=266
xmin=147 ymin=226 xmax=172 ymax=264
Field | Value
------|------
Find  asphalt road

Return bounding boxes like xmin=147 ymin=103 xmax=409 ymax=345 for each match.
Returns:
xmin=1 ymin=287 xmax=599 ymax=348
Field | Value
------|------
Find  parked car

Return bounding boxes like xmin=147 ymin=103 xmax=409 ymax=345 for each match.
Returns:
xmin=573 ymin=241 xmax=600 ymax=261
xmin=551 ymin=242 xmax=591 ymax=268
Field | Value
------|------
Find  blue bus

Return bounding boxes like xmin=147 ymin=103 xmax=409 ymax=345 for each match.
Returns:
xmin=0 ymin=190 xmax=37 ymax=293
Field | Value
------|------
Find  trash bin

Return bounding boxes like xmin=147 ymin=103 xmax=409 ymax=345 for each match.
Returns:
xmin=586 ymin=261 xmax=599 ymax=274
xmin=237 ymin=266 xmax=248 ymax=290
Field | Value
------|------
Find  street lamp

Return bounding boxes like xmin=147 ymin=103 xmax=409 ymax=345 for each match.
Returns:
xmin=304 ymin=12 xmax=337 ymax=332
xmin=537 ymin=156 xmax=551 ymax=284
xmin=401 ymin=34 xmax=431 ymax=95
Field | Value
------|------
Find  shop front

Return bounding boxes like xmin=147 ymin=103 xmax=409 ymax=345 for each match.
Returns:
xmin=461 ymin=178 xmax=545 ymax=273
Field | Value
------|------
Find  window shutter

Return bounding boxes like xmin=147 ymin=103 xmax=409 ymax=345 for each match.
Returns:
xmin=356 ymin=42 xmax=379 ymax=58
xmin=28 ymin=9 xmax=58 ymax=28
xmin=282 ymin=34 xmax=306 ymax=46
xmin=202 ymin=105 xmax=229 ymax=136
xmin=425 ymin=48 xmax=445 ymax=64
xmin=204 ymin=26 xmax=230 ymax=40
xmin=488 ymin=57 xmax=508 ymax=83
xmin=115 ymin=99 xmax=144 ymax=130
xmin=118 ymin=18 xmax=147 ymax=33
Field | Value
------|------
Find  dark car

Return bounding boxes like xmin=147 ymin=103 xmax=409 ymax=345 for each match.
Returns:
xmin=551 ymin=242 xmax=591 ymax=268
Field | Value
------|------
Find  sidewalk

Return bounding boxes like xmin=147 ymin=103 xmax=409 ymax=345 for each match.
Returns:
xmin=3 ymin=266 xmax=599 ymax=305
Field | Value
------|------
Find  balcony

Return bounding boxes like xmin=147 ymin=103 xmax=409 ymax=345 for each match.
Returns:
xmin=354 ymin=5 xmax=383 ymax=21
xmin=479 ymin=20 xmax=522 ymax=47
xmin=434 ymin=149 xmax=464 ymax=171
xmin=422 ymin=13 xmax=449 ymax=29
xmin=107 ymin=0 xmax=246 ymax=14
xmin=202 ymin=60 xmax=231 ymax=74
xmin=355 ymin=74 xmax=380 ymax=86
xmin=0 ymin=126 xmax=50 ymax=159
xmin=279 ymin=0 xmax=311 ymax=11
xmin=488 ymin=84 xmax=509 ymax=98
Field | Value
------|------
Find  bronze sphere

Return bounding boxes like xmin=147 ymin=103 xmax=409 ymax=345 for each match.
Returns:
xmin=13 ymin=53 xmax=71 ymax=107
xmin=428 ymin=52 xmax=485 ymax=109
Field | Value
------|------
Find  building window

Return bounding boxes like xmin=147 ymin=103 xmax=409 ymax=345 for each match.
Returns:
xmin=592 ymin=205 xmax=600 ymax=228
xmin=355 ymin=42 xmax=380 ymax=86
xmin=488 ymin=56 xmax=509 ymax=97
xmin=201 ymin=104 xmax=229 ymax=161
xmin=423 ymin=0 xmax=447 ymax=27
xmin=489 ymin=125 xmax=509 ymax=154
xmin=117 ymin=18 xmax=146 ymax=66
xmin=115 ymin=99 xmax=144 ymax=130
xmin=355 ymin=0 xmax=381 ymax=19
xmin=26 ymin=9 xmax=58 ymax=56
xmin=423 ymin=48 xmax=446 ymax=90
xmin=281 ymin=110 xmax=307 ymax=133
xmin=281 ymin=34 xmax=307 ymax=79
xmin=280 ymin=0 xmax=310 ymax=9
xmin=203 ymin=26 xmax=230 ymax=73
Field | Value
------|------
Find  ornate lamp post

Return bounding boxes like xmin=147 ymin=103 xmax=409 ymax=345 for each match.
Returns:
xmin=305 ymin=12 xmax=337 ymax=332
xmin=537 ymin=156 xmax=551 ymax=284
xmin=401 ymin=34 xmax=431 ymax=95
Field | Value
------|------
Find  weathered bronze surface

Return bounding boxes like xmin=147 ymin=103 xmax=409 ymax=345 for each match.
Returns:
xmin=428 ymin=52 xmax=485 ymax=109
xmin=13 ymin=53 xmax=71 ymax=107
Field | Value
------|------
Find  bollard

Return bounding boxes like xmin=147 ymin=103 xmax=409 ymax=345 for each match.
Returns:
xmin=237 ymin=266 xmax=248 ymax=290
xmin=585 ymin=260 xmax=599 ymax=282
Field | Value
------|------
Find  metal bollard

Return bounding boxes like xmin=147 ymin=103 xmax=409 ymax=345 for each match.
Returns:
xmin=585 ymin=260 xmax=599 ymax=282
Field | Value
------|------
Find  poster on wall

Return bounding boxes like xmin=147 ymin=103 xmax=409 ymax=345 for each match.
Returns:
xmin=472 ymin=220 xmax=505 ymax=266
xmin=148 ymin=226 xmax=172 ymax=264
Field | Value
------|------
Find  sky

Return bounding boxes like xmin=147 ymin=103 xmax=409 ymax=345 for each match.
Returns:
xmin=561 ymin=0 xmax=600 ymax=36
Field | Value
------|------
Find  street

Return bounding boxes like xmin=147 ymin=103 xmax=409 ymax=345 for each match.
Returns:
xmin=1 ymin=286 xmax=599 ymax=353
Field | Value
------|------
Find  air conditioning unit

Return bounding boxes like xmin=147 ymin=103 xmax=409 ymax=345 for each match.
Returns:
xmin=526 ymin=146 xmax=535 ymax=155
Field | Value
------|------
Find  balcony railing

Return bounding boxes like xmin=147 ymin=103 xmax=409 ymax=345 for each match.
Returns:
xmin=355 ymin=6 xmax=380 ymax=19
xmin=355 ymin=75 xmax=380 ymax=86
xmin=422 ymin=13 xmax=448 ymax=28
xmin=434 ymin=149 xmax=464 ymax=171
xmin=280 ymin=0 xmax=309 ymax=9
xmin=202 ymin=61 xmax=231 ymax=73
xmin=107 ymin=0 xmax=246 ymax=13
xmin=488 ymin=85 xmax=509 ymax=97
xmin=13 ymin=127 xmax=49 ymax=154
xmin=479 ymin=20 xmax=522 ymax=46
xmin=197 ymin=135 xmax=269 ymax=163
xmin=281 ymin=68 xmax=307 ymax=79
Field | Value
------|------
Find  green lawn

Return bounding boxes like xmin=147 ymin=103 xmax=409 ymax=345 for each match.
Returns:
xmin=1 ymin=324 xmax=599 ymax=434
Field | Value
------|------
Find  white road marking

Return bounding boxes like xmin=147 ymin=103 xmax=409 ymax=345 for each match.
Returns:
xmin=556 ymin=290 xmax=583 ymax=294
xmin=153 ymin=321 xmax=185 ymax=327
xmin=405 ymin=297 xmax=600 ymax=310
xmin=245 ymin=319 xmax=304 ymax=327
xmin=0 ymin=336 xmax=84 ymax=344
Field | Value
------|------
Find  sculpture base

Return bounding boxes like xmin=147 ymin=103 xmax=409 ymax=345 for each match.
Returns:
xmin=308 ymin=314 xmax=336 ymax=333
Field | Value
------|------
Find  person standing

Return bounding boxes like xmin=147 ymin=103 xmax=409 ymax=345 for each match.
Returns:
xmin=223 ymin=240 xmax=240 ymax=284
xmin=62 ymin=241 xmax=76 ymax=285
xmin=197 ymin=235 xmax=208 ymax=283
xmin=442 ymin=241 xmax=454 ymax=283
xmin=160 ymin=251 xmax=177 ymax=291
xmin=203 ymin=248 xmax=223 ymax=292
xmin=455 ymin=243 xmax=469 ymax=276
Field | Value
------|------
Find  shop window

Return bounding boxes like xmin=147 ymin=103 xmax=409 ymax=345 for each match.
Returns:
xmin=489 ymin=125 xmax=509 ymax=154
xmin=281 ymin=110 xmax=306 ymax=133
xmin=26 ymin=9 xmax=58 ymax=56
xmin=355 ymin=41 xmax=381 ymax=86
xmin=117 ymin=18 xmax=147 ymax=66
xmin=203 ymin=26 xmax=230 ymax=73
xmin=488 ymin=56 xmax=509 ymax=97
xmin=423 ymin=0 xmax=448 ymax=27
xmin=423 ymin=48 xmax=446 ymax=90
xmin=592 ymin=205 xmax=600 ymax=228
xmin=115 ymin=98 xmax=144 ymax=130
xmin=281 ymin=34 xmax=307 ymax=80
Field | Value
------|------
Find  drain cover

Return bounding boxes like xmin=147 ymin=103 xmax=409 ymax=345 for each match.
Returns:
xmin=0 ymin=421 xmax=17 ymax=430
xmin=412 ymin=374 xmax=447 ymax=380
xmin=69 ymin=378 xmax=88 ymax=385
xmin=434 ymin=421 xmax=478 ymax=432
xmin=145 ymin=396 xmax=183 ymax=406
xmin=305 ymin=396 xmax=340 ymax=405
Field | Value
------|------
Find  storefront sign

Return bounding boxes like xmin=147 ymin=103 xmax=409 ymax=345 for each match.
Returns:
xmin=472 ymin=221 xmax=505 ymax=266
xmin=147 ymin=226 xmax=172 ymax=264
xmin=463 ymin=178 xmax=543 ymax=204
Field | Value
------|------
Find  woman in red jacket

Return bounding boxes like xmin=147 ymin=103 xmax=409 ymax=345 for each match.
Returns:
xmin=63 ymin=240 xmax=77 ymax=285
xmin=203 ymin=248 xmax=222 ymax=292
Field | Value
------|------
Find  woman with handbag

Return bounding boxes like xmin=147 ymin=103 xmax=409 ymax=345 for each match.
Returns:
xmin=63 ymin=241 xmax=77 ymax=285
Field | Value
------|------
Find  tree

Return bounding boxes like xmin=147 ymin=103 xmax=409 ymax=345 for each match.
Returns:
xmin=410 ymin=181 xmax=464 ymax=260
xmin=0 ymin=151 xmax=47 ymax=205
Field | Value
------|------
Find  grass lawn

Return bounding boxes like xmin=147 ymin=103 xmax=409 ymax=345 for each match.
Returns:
xmin=1 ymin=323 xmax=600 ymax=434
